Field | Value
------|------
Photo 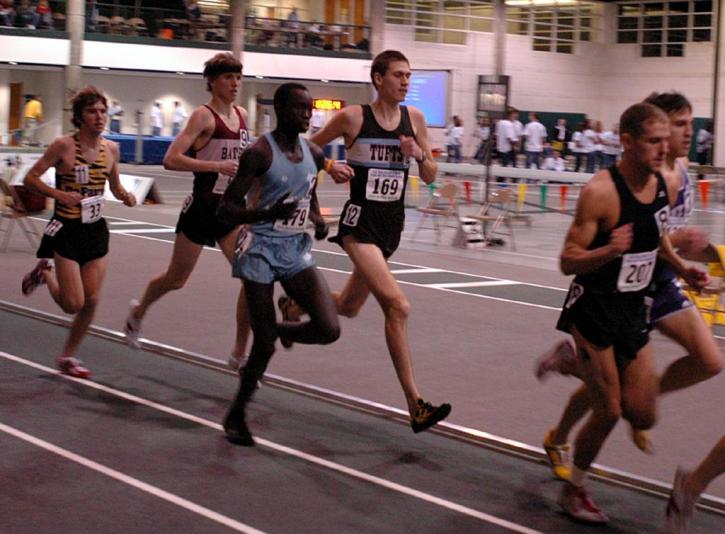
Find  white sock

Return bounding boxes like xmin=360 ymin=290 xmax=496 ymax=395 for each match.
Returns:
xmin=570 ymin=465 xmax=587 ymax=487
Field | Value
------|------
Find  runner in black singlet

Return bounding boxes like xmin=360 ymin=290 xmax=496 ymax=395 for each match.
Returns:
xmin=22 ymin=86 xmax=136 ymax=378
xmin=551 ymin=102 xmax=707 ymax=524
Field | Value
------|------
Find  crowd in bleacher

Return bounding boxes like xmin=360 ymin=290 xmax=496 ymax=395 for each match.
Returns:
xmin=0 ymin=1 xmax=371 ymax=53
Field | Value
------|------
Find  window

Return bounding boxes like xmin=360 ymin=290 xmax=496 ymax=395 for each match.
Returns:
xmin=616 ymin=1 xmax=714 ymax=56
xmin=383 ymin=0 xmax=599 ymax=53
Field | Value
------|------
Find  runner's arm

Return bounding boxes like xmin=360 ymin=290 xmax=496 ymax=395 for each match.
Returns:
xmin=560 ymin=177 xmax=630 ymax=275
xmin=163 ymin=108 xmax=236 ymax=175
xmin=23 ymin=138 xmax=81 ymax=207
xmin=406 ymin=106 xmax=437 ymax=185
xmin=307 ymin=141 xmax=328 ymax=237
xmin=311 ymin=107 xmax=356 ymax=184
xmin=106 ymin=141 xmax=136 ymax=207
xmin=217 ymin=138 xmax=297 ymax=226
xmin=658 ymin=232 xmax=709 ymax=290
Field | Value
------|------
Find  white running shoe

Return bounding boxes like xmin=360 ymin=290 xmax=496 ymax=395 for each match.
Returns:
xmin=227 ymin=353 xmax=248 ymax=372
xmin=666 ymin=468 xmax=696 ymax=533
xmin=124 ymin=299 xmax=142 ymax=349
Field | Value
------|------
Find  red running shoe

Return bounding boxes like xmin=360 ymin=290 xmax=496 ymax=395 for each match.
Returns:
xmin=558 ymin=483 xmax=609 ymax=524
xmin=21 ymin=259 xmax=51 ymax=296
xmin=57 ymin=357 xmax=92 ymax=379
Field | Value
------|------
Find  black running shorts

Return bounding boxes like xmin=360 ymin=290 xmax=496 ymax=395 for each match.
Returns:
xmin=556 ymin=282 xmax=650 ymax=360
xmin=329 ymin=200 xmax=404 ymax=259
xmin=37 ymin=217 xmax=109 ymax=266
xmin=175 ymin=193 xmax=238 ymax=247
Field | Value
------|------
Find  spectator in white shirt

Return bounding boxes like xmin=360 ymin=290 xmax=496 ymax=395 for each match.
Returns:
xmin=696 ymin=120 xmax=714 ymax=166
xmin=582 ymin=119 xmax=599 ymax=173
xmin=511 ymin=110 xmax=523 ymax=167
xmin=542 ymin=149 xmax=566 ymax=172
xmin=172 ymin=101 xmax=189 ymax=137
xmin=523 ymin=112 xmax=547 ymax=169
xmin=600 ymin=123 xmax=621 ymax=168
xmin=446 ymin=115 xmax=464 ymax=163
xmin=473 ymin=116 xmax=491 ymax=163
xmin=150 ymin=101 xmax=164 ymax=136
xmin=569 ymin=121 xmax=586 ymax=172
xmin=496 ymin=109 xmax=519 ymax=167
xmin=108 ymin=100 xmax=123 ymax=134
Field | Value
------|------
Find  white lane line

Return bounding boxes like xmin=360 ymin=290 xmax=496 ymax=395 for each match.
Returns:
xmin=389 ymin=268 xmax=444 ymax=274
xmin=108 ymin=221 xmax=154 ymax=226
xmin=0 ymin=421 xmax=265 ymax=534
xmin=110 ymin=232 xmax=565 ymax=311
xmin=0 ymin=350 xmax=542 ymax=534
xmin=110 ymin=228 xmax=176 ymax=234
xmin=426 ymin=280 xmax=518 ymax=289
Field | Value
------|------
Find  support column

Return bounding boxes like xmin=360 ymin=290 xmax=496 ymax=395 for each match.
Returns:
xmin=230 ymin=0 xmax=246 ymax=67
xmin=494 ymin=0 xmax=506 ymax=76
xmin=368 ymin=0 xmax=385 ymax=57
xmin=713 ymin=0 xmax=723 ymax=166
xmin=64 ymin=0 xmax=85 ymax=133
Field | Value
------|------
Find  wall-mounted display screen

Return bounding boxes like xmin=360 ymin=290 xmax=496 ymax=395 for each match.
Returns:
xmin=402 ymin=70 xmax=449 ymax=128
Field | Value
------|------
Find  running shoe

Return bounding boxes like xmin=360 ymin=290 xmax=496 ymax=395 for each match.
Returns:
xmin=21 ymin=259 xmax=51 ymax=296
xmin=535 ymin=339 xmax=577 ymax=380
xmin=410 ymin=399 xmax=452 ymax=433
xmin=558 ymin=483 xmax=609 ymax=524
xmin=630 ymin=427 xmax=654 ymax=454
xmin=124 ymin=299 xmax=142 ymax=350
xmin=666 ymin=468 xmax=695 ymax=534
xmin=223 ymin=405 xmax=255 ymax=446
xmin=277 ymin=295 xmax=298 ymax=350
xmin=227 ymin=353 xmax=248 ymax=372
xmin=543 ymin=428 xmax=571 ymax=481
xmin=57 ymin=357 xmax=92 ymax=379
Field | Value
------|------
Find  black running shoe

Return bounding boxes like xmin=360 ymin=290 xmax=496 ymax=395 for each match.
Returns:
xmin=277 ymin=295 xmax=298 ymax=350
xmin=223 ymin=406 xmax=255 ymax=446
xmin=410 ymin=399 xmax=452 ymax=433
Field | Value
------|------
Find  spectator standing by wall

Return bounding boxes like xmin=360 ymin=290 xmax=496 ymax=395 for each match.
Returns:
xmin=523 ymin=112 xmax=547 ymax=169
xmin=600 ymin=123 xmax=621 ymax=168
xmin=569 ymin=121 xmax=585 ymax=172
xmin=511 ymin=110 xmax=523 ymax=167
xmin=447 ymin=116 xmax=463 ymax=163
xmin=581 ymin=119 xmax=598 ymax=173
xmin=696 ymin=120 xmax=713 ymax=179
xmin=473 ymin=116 xmax=491 ymax=163
xmin=551 ymin=118 xmax=570 ymax=156
xmin=495 ymin=110 xmax=517 ymax=167
xmin=150 ymin=101 xmax=164 ymax=136
xmin=172 ymin=101 xmax=189 ymax=137
xmin=23 ymin=94 xmax=43 ymax=146
xmin=108 ymin=100 xmax=123 ymax=134
xmin=285 ymin=7 xmax=300 ymax=46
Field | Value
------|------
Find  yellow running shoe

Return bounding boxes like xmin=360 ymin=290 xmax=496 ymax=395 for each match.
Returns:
xmin=543 ymin=429 xmax=571 ymax=481
xmin=630 ymin=427 xmax=654 ymax=454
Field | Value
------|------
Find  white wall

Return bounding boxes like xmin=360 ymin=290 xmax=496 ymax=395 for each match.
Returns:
xmin=0 ymin=67 xmax=368 ymax=140
xmin=383 ymin=23 xmax=720 ymax=160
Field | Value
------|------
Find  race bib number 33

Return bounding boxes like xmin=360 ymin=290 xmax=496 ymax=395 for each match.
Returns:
xmin=81 ymin=196 xmax=104 ymax=224
xmin=617 ymin=249 xmax=657 ymax=292
xmin=366 ymin=169 xmax=404 ymax=202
